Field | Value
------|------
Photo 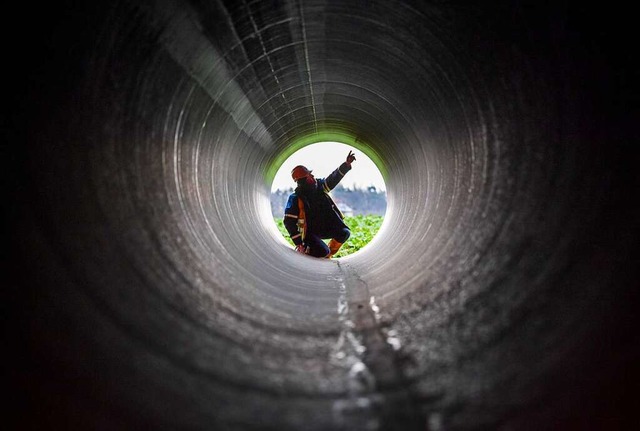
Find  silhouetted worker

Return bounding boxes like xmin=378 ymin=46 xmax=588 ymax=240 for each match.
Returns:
xmin=283 ymin=151 xmax=356 ymax=258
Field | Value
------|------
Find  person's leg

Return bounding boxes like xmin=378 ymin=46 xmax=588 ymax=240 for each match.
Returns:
xmin=304 ymin=233 xmax=330 ymax=258
xmin=328 ymin=228 xmax=350 ymax=257
xmin=334 ymin=228 xmax=351 ymax=243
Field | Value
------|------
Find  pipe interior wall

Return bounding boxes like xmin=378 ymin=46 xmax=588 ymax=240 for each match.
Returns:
xmin=7 ymin=1 xmax=638 ymax=430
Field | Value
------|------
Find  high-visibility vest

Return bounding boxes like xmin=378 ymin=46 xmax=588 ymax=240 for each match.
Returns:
xmin=297 ymin=197 xmax=307 ymax=241
xmin=296 ymin=190 xmax=344 ymax=242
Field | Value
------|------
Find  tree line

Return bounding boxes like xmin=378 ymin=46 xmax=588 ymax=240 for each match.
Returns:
xmin=271 ymin=184 xmax=387 ymax=218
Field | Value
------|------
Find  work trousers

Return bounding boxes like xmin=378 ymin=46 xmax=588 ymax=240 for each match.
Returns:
xmin=305 ymin=228 xmax=351 ymax=258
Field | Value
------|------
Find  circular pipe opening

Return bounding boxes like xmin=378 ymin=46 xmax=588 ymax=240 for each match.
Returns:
xmin=270 ymin=140 xmax=387 ymax=258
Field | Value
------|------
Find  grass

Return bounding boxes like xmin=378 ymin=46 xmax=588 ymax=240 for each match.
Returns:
xmin=274 ymin=214 xmax=384 ymax=258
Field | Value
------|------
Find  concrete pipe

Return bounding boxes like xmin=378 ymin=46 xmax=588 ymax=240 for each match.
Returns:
xmin=7 ymin=1 xmax=638 ymax=430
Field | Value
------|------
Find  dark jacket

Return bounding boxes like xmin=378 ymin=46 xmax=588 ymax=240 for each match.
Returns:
xmin=283 ymin=162 xmax=351 ymax=245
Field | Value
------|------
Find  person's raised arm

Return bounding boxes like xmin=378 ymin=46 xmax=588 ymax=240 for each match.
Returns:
xmin=324 ymin=151 xmax=356 ymax=191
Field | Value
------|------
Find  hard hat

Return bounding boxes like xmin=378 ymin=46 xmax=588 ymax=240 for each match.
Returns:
xmin=291 ymin=165 xmax=312 ymax=181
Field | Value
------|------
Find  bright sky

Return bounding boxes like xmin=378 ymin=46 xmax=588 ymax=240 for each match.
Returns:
xmin=271 ymin=142 xmax=386 ymax=192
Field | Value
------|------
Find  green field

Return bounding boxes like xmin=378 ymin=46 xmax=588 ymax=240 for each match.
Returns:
xmin=274 ymin=214 xmax=384 ymax=258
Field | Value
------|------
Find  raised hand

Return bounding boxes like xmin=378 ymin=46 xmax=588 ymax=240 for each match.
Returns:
xmin=346 ymin=150 xmax=356 ymax=165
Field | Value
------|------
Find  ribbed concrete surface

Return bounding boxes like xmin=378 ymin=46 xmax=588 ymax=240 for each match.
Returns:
xmin=6 ymin=1 xmax=638 ymax=430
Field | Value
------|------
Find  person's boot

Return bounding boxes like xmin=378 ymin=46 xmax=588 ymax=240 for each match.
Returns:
xmin=328 ymin=239 xmax=343 ymax=258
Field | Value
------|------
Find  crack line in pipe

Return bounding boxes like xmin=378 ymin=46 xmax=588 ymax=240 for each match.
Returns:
xmin=330 ymin=261 xmax=425 ymax=429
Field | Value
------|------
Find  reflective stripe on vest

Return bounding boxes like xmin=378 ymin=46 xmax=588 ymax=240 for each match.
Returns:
xmin=325 ymin=192 xmax=344 ymax=220
xmin=297 ymin=197 xmax=307 ymax=241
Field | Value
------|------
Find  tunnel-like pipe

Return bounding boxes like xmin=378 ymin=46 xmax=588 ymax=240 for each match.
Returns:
xmin=7 ymin=1 xmax=638 ymax=430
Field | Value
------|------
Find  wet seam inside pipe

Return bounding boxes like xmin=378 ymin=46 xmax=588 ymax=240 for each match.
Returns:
xmin=330 ymin=261 xmax=426 ymax=428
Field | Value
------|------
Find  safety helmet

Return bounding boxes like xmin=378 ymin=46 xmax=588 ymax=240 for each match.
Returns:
xmin=291 ymin=165 xmax=312 ymax=181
